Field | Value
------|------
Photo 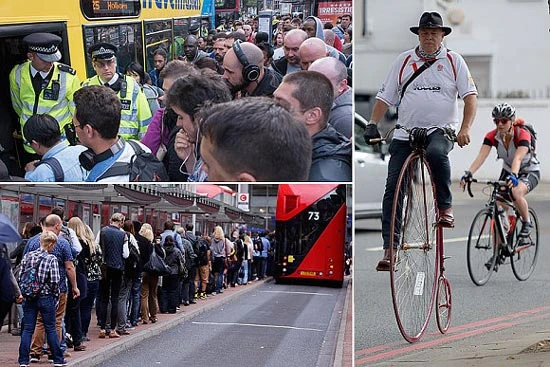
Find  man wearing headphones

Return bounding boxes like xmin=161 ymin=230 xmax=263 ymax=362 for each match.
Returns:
xmin=73 ymin=85 xmax=154 ymax=182
xmin=222 ymin=40 xmax=281 ymax=98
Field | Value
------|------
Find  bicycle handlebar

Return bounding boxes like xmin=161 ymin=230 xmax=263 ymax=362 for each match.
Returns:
xmin=465 ymin=179 xmax=511 ymax=199
xmin=368 ymin=124 xmax=457 ymax=144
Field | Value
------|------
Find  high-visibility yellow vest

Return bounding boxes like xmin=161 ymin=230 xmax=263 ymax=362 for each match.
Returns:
xmin=9 ymin=61 xmax=81 ymax=153
xmin=81 ymin=74 xmax=152 ymax=141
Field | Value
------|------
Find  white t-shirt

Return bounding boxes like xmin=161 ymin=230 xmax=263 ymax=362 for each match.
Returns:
xmin=376 ymin=46 xmax=477 ymax=140
xmin=272 ymin=47 xmax=284 ymax=61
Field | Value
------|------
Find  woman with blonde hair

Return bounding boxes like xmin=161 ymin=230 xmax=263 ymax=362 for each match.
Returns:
xmin=139 ymin=223 xmax=164 ymax=324
xmin=210 ymin=226 xmax=227 ymax=294
xmin=68 ymin=217 xmax=101 ymax=344
xmin=66 ymin=217 xmax=96 ymax=350
xmin=242 ymin=234 xmax=253 ymax=285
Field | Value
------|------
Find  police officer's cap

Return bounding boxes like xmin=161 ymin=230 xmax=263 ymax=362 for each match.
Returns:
xmin=88 ymin=43 xmax=118 ymax=61
xmin=23 ymin=33 xmax=62 ymax=62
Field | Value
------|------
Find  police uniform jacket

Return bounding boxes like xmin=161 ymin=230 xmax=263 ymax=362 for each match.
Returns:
xmin=9 ymin=60 xmax=81 ymax=153
xmin=81 ymin=74 xmax=152 ymax=140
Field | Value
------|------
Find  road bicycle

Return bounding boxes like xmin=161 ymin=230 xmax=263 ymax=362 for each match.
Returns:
xmin=465 ymin=179 xmax=539 ymax=286
xmin=370 ymin=124 xmax=456 ymax=343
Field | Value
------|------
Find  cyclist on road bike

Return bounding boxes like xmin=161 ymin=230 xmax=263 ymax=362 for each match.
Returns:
xmin=460 ymin=102 xmax=540 ymax=244
xmin=363 ymin=11 xmax=478 ymax=271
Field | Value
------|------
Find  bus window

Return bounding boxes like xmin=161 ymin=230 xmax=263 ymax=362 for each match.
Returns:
xmin=201 ymin=18 xmax=211 ymax=37
xmin=279 ymin=187 xmax=345 ymax=257
xmin=83 ymin=22 xmax=144 ymax=77
xmin=173 ymin=18 xmax=189 ymax=59
xmin=144 ymin=19 xmax=173 ymax=72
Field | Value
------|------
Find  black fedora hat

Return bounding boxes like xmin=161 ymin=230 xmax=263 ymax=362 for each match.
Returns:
xmin=410 ymin=12 xmax=452 ymax=35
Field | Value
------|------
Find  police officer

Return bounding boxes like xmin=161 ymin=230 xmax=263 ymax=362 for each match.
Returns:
xmin=81 ymin=43 xmax=152 ymax=141
xmin=9 ymin=32 xmax=81 ymax=164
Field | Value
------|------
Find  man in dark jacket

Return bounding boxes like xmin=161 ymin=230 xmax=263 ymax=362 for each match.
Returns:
xmin=271 ymin=29 xmax=308 ymax=77
xmin=274 ymin=70 xmax=352 ymax=182
xmin=223 ymin=41 xmax=281 ymax=98
xmin=310 ymin=57 xmax=352 ymax=138
xmin=97 ymin=213 xmax=129 ymax=338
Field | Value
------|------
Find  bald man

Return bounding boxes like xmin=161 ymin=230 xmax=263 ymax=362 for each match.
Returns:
xmin=299 ymin=37 xmax=329 ymax=70
xmin=310 ymin=57 xmax=352 ymax=138
xmin=223 ymin=41 xmax=281 ymax=97
xmin=271 ymin=29 xmax=308 ymax=76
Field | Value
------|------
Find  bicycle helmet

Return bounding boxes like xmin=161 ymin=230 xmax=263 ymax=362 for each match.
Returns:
xmin=492 ymin=103 xmax=516 ymax=119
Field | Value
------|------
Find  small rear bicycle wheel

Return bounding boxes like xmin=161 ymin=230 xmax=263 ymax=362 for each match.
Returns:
xmin=511 ymin=208 xmax=539 ymax=281
xmin=389 ymin=154 xmax=438 ymax=343
xmin=466 ymin=209 xmax=497 ymax=286
xmin=436 ymin=275 xmax=452 ymax=333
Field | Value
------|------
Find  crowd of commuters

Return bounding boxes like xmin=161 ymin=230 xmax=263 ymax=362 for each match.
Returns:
xmin=3 ymin=11 xmax=353 ymax=183
xmin=1 ymin=208 xmax=275 ymax=366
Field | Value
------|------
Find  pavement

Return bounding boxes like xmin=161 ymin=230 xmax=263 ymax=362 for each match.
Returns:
xmin=1 ymin=277 xmax=353 ymax=367
xmin=377 ymin=320 xmax=550 ymax=367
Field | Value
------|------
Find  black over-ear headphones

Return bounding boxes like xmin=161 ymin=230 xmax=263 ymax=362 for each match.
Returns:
xmin=232 ymin=40 xmax=260 ymax=84
xmin=79 ymin=138 xmax=125 ymax=171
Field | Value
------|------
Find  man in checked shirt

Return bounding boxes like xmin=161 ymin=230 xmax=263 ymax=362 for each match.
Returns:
xmin=18 ymin=231 xmax=68 ymax=367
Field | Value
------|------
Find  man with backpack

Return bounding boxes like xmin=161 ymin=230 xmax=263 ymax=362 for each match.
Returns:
xmin=73 ymin=85 xmax=168 ymax=182
xmin=461 ymin=102 xmax=540 ymax=243
xmin=22 ymin=114 xmax=87 ymax=182
xmin=178 ymin=228 xmax=196 ymax=306
xmin=194 ymin=236 xmax=211 ymax=300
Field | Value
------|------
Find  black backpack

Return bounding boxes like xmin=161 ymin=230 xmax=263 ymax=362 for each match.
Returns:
xmin=234 ymin=238 xmax=244 ymax=259
xmin=197 ymin=238 xmax=209 ymax=266
xmin=124 ymin=234 xmax=140 ymax=278
xmin=35 ymin=157 xmax=64 ymax=182
xmin=254 ymin=237 xmax=263 ymax=253
xmin=98 ymin=140 xmax=169 ymax=182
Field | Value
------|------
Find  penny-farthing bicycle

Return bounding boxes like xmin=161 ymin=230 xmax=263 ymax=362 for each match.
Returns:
xmin=371 ymin=124 xmax=456 ymax=343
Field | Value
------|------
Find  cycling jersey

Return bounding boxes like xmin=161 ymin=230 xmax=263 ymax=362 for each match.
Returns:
xmin=483 ymin=127 xmax=540 ymax=173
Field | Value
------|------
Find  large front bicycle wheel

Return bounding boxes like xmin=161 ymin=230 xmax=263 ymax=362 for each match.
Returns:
xmin=511 ymin=208 xmax=539 ymax=281
xmin=467 ymin=209 xmax=497 ymax=286
xmin=389 ymin=154 xmax=438 ymax=343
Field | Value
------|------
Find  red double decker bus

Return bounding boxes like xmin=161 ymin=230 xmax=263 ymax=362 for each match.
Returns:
xmin=273 ymin=184 xmax=347 ymax=288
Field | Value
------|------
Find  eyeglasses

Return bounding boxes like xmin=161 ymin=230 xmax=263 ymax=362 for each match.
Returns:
xmin=493 ymin=118 xmax=510 ymax=125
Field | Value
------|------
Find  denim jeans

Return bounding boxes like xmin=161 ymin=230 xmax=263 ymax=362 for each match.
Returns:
xmin=128 ymin=276 xmax=142 ymax=326
xmin=239 ymin=261 xmax=248 ymax=285
xmin=19 ymin=296 xmax=64 ymax=365
xmin=117 ymin=276 xmax=132 ymax=331
xmin=213 ymin=257 xmax=225 ymax=293
xmin=80 ymin=279 xmax=99 ymax=337
xmin=382 ymin=132 xmax=454 ymax=249
xmin=30 ymin=292 xmax=66 ymax=356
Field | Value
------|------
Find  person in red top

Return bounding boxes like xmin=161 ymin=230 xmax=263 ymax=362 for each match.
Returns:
xmin=460 ymin=103 xmax=540 ymax=243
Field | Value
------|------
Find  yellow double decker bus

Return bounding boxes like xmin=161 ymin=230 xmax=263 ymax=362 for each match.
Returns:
xmin=0 ymin=0 xmax=214 ymax=170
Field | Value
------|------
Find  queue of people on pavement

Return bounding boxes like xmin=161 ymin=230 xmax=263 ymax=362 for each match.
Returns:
xmin=3 ymin=13 xmax=353 ymax=183
xmin=1 ymin=209 xmax=274 ymax=366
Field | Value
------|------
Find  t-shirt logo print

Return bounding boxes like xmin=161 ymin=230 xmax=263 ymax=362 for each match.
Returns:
xmin=437 ymin=64 xmax=444 ymax=71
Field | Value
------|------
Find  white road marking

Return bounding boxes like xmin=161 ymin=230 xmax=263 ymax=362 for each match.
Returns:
xmin=366 ymin=236 xmax=473 ymax=251
xmin=260 ymin=290 xmax=332 ymax=296
xmin=191 ymin=321 xmax=323 ymax=332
